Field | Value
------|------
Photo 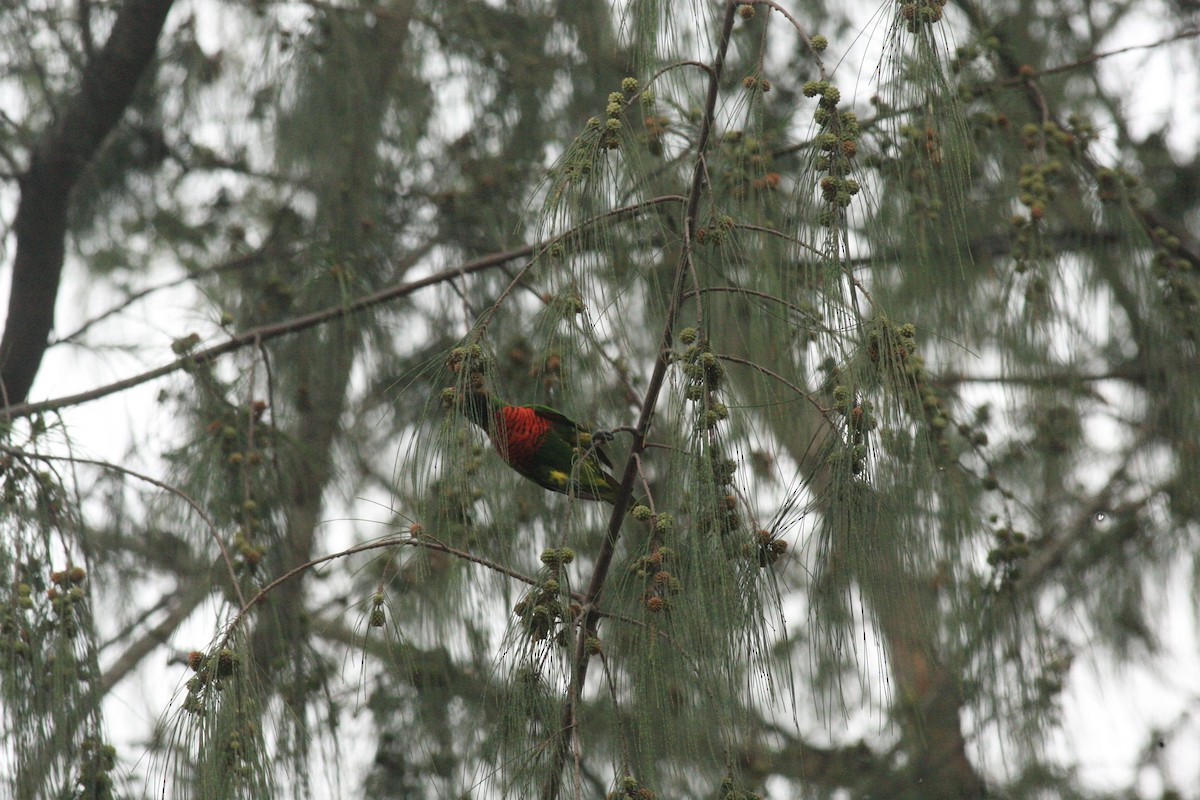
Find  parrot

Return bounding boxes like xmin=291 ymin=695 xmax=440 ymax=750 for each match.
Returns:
xmin=457 ymin=388 xmax=626 ymax=505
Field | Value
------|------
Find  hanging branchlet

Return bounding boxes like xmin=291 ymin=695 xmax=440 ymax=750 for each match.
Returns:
xmin=830 ymin=385 xmax=877 ymax=476
xmin=547 ymin=76 xmax=644 ymax=200
xmin=719 ymin=130 xmax=781 ymax=198
xmin=34 ymin=467 xmax=66 ymax=526
xmin=0 ymin=561 xmax=85 ymax=704
xmin=710 ymin=453 xmax=739 ymax=491
xmin=220 ymin=716 xmax=262 ymax=782
xmin=445 ymin=343 xmax=494 ymax=385
xmin=1094 ymin=166 xmax=1140 ymax=205
xmin=547 ymin=287 xmax=587 ymax=321
xmin=678 ymin=329 xmax=726 ymax=413
xmin=803 ymin=76 xmax=860 ymax=229
xmin=866 ymin=318 xmax=954 ymax=459
xmin=1010 ymin=150 xmax=1067 ymax=277
xmin=1010 ymin=121 xmax=1083 ymax=287
xmin=443 ymin=344 xmax=505 ymax=487
xmin=47 ymin=566 xmax=88 ymax=638
xmin=171 ymin=332 xmax=202 ymax=356
xmin=201 ymin=398 xmax=273 ymax=572
xmin=889 ymin=123 xmax=944 ymax=225
xmin=1 ymin=425 xmax=74 ymax=539
xmin=528 ymin=349 xmax=565 ymax=392
xmin=1 ymin=551 xmax=83 ymax=667
xmin=602 ymin=91 xmax=626 ymax=151
xmin=694 ymin=212 xmax=736 ymax=246
xmin=987 ymin=522 xmax=1031 ymax=589
xmin=76 ymin=737 xmax=119 ymax=799
xmin=751 ymin=528 xmax=788 ymax=568
xmin=631 ymin=521 xmax=682 ymax=614
xmin=204 ymin=399 xmax=270 ymax=466
xmin=1033 ymin=648 xmax=1075 ymax=704
xmin=607 ymin=772 xmax=658 ymax=800
xmin=425 ymin=417 xmax=484 ymax=522
xmin=677 ymin=329 xmax=743 ymax=539
xmin=368 ymin=591 xmax=386 ymax=628
xmin=898 ymin=0 xmax=948 ymax=33
xmin=719 ymin=772 xmax=764 ymax=800
xmin=0 ymin=589 xmax=32 ymax=663
xmin=864 ymin=317 xmax=917 ymax=371
xmin=512 ymin=548 xmax=577 ymax=643
xmin=183 ymin=646 xmax=241 ymax=715
xmin=640 ymin=87 xmax=670 ymax=157
xmin=595 ymin=77 xmax=641 ymax=151
xmin=867 ymin=319 xmax=998 ymax=478
xmin=1018 ymin=119 xmax=1078 ymax=154
xmin=741 ymin=73 xmax=771 ymax=94
xmin=0 ymin=543 xmax=103 ymax=784
xmin=1149 ymin=226 xmax=1200 ymax=340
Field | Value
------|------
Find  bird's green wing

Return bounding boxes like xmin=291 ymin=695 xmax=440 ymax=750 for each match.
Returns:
xmin=529 ymin=404 xmax=614 ymax=469
xmin=527 ymin=404 xmax=584 ymax=428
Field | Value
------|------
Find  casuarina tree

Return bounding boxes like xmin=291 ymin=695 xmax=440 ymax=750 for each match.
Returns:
xmin=0 ymin=1 xmax=1198 ymax=799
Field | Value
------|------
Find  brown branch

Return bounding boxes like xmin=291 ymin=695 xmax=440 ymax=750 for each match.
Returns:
xmin=223 ymin=531 xmax=557 ymax=642
xmin=409 ymin=533 xmax=567 ymax=595
xmin=0 ymin=0 xmax=178 ymax=406
xmin=2 ymin=245 xmax=531 ymax=418
xmin=1012 ymin=27 xmax=1200 ymax=81
xmin=541 ymin=5 xmax=742 ymax=798
xmin=3 ymin=197 xmax=686 ymax=420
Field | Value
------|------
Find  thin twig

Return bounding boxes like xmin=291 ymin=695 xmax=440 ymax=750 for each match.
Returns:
xmin=49 ymin=250 xmax=272 ymax=346
xmin=752 ymin=1 xmax=827 ymax=79
xmin=2 ymin=250 xmax=520 ymax=419
xmin=733 ymin=221 xmax=823 ymax=257
xmin=223 ymin=532 xmax=557 ymax=642
xmin=410 ymin=532 xmax=573 ymax=596
xmin=1017 ymin=28 xmax=1200 ymax=81
xmin=683 ymin=285 xmax=836 ymax=333
xmin=715 ymin=353 xmax=829 ymax=416
xmin=0 ymin=445 xmax=247 ymax=607
xmin=473 ymin=195 xmax=687 ymax=334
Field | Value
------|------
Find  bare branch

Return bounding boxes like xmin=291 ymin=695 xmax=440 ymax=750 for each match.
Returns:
xmin=0 ymin=0 xmax=178 ymax=405
xmin=4 ymin=197 xmax=686 ymax=420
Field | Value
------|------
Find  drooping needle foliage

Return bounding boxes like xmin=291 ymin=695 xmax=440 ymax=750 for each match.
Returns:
xmin=0 ymin=1 xmax=1198 ymax=798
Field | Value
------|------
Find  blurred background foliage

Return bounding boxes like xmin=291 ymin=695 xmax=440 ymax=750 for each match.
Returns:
xmin=0 ymin=0 xmax=1198 ymax=798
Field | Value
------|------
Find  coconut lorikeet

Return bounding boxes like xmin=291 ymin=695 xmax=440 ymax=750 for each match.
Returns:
xmin=458 ymin=389 xmax=624 ymax=505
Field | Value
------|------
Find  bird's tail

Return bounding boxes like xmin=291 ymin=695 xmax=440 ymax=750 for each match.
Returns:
xmin=601 ymin=476 xmax=649 ymax=516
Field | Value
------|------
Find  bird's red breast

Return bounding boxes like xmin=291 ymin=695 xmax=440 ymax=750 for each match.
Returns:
xmin=491 ymin=406 xmax=550 ymax=470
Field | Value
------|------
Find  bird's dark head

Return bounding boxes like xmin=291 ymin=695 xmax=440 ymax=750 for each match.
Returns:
xmin=444 ymin=345 xmax=502 ymax=431
xmin=443 ymin=381 xmax=500 ymax=432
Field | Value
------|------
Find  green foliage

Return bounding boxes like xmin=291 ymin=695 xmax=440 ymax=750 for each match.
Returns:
xmin=2 ymin=1 xmax=1199 ymax=799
